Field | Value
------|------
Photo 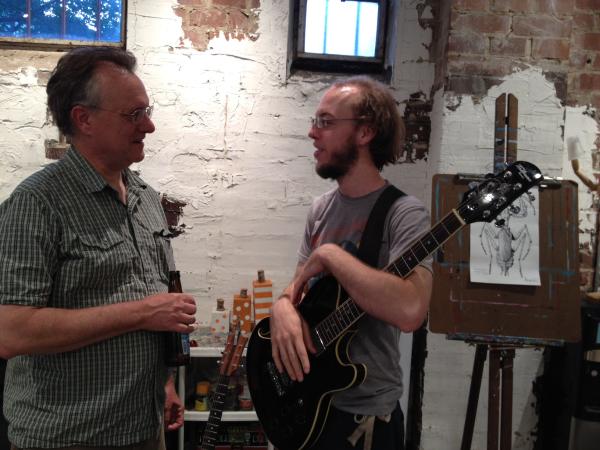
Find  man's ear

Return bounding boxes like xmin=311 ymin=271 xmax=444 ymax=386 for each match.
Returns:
xmin=357 ymin=123 xmax=376 ymax=146
xmin=70 ymin=105 xmax=93 ymax=136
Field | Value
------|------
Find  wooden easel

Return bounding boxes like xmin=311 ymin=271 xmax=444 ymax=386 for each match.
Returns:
xmin=459 ymin=94 xmax=521 ymax=450
xmin=431 ymin=91 xmax=581 ymax=450
xmin=460 ymin=343 xmax=518 ymax=450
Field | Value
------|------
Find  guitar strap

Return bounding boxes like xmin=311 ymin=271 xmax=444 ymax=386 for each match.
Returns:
xmin=356 ymin=184 xmax=405 ymax=268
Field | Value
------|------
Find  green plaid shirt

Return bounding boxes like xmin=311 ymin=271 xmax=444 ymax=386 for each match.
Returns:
xmin=0 ymin=148 xmax=172 ymax=448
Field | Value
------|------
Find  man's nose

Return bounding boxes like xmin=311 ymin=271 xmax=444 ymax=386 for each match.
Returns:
xmin=140 ymin=114 xmax=155 ymax=133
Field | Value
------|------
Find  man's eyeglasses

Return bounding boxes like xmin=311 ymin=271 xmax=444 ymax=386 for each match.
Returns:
xmin=86 ymin=105 xmax=154 ymax=124
xmin=310 ymin=116 xmax=367 ymax=129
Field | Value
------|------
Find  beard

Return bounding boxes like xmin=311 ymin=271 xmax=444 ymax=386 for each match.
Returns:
xmin=316 ymin=141 xmax=359 ymax=180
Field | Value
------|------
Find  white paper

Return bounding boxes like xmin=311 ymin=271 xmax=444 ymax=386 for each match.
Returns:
xmin=469 ymin=187 xmax=541 ymax=286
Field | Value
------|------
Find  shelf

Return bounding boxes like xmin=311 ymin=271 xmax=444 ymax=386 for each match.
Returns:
xmin=184 ymin=410 xmax=258 ymax=421
xmin=190 ymin=346 xmax=247 ymax=358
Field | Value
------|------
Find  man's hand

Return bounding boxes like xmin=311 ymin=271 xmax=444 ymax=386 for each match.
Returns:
xmin=142 ymin=293 xmax=197 ymax=333
xmin=270 ymin=295 xmax=315 ymax=382
xmin=164 ymin=375 xmax=184 ymax=431
xmin=290 ymin=244 xmax=336 ymax=305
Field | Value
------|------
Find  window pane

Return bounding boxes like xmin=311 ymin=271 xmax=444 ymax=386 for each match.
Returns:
xmin=31 ymin=0 xmax=61 ymax=39
xmin=100 ymin=0 xmax=122 ymax=42
xmin=304 ymin=0 xmax=379 ymax=57
xmin=0 ymin=0 xmax=26 ymax=38
xmin=0 ymin=0 xmax=123 ymax=43
xmin=65 ymin=1 xmax=98 ymax=41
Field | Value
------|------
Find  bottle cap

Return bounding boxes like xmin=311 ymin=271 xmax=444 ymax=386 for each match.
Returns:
xmin=240 ymin=288 xmax=248 ymax=296
xmin=258 ymin=270 xmax=265 ymax=282
xmin=216 ymin=298 xmax=225 ymax=311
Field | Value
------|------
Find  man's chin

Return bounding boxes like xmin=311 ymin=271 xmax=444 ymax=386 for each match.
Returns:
xmin=316 ymin=164 xmax=342 ymax=180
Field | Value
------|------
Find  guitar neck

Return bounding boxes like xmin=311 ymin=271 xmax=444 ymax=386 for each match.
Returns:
xmin=200 ymin=373 xmax=230 ymax=450
xmin=312 ymin=209 xmax=465 ymax=351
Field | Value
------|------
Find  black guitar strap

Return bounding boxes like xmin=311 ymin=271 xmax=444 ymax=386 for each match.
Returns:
xmin=356 ymin=184 xmax=405 ymax=268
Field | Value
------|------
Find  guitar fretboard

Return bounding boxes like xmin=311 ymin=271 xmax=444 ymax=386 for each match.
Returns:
xmin=313 ymin=209 xmax=465 ymax=351
xmin=201 ymin=374 xmax=230 ymax=450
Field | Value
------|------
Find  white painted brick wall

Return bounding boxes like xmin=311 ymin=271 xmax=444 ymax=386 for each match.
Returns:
xmin=0 ymin=1 xmax=597 ymax=449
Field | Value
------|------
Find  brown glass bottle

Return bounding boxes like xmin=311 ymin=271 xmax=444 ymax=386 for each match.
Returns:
xmin=165 ymin=270 xmax=191 ymax=366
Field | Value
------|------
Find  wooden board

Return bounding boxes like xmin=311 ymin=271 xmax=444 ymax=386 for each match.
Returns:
xmin=430 ymin=176 xmax=581 ymax=345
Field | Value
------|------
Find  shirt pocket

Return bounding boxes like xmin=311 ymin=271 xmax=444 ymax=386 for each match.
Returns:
xmin=151 ymin=227 xmax=172 ymax=285
xmin=59 ymin=228 xmax=133 ymax=294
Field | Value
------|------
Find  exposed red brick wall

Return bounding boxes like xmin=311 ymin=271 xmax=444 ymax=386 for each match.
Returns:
xmin=443 ymin=0 xmax=600 ymax=291
xmin=174 ymin=0 xmax=259 ymax=51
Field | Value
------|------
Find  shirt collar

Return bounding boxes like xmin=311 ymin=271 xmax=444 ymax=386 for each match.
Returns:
xmin=63 ymin=147 xmax=147 ymax=194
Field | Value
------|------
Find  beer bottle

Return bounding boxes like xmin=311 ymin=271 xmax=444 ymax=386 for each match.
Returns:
xmin=165 ymin=270 xmax=191 ymax=366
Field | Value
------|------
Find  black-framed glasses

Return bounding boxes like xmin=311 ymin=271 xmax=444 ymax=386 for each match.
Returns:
xmin=310 ymin=116 xmax=367 ymax=129
xmin=86 ymin=105 xmax=154 ymax=124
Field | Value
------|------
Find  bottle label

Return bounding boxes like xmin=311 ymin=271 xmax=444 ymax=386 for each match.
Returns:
xmin=182 ymin=333 xmax=191 ymax=356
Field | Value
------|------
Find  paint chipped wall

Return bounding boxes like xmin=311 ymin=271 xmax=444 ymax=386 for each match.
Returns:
xmin=0 ymin=1 xmax=434 ymax=333
xmin=0 ymin=1 xmax=596 ymax=449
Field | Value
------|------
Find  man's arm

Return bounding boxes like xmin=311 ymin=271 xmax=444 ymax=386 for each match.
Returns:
xmin=292 ymin=243 xmax=432 ymax=331
xmin=270 ymin=263 xmax=316 ymax=382
xmin=0 ymin=292 xmax=196 ymax=359
xmin=272 ymin=232 xmax=433 ymax=381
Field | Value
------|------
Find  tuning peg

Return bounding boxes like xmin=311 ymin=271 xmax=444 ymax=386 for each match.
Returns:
xmin=503 ymin=170 xmax=513 ymax=179
xmin=495 ymin=218 xmax=505 ymax=227
xmin=513 ymin=182 xmax=522 ymax=191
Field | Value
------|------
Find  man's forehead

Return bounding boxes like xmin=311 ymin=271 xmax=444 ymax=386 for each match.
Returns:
xmin=319 ymin=85 xmax=359 ymax=113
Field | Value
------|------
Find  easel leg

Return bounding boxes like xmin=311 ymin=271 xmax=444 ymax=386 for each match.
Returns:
xmin=461 ymin=345 xmax=487 ymax=450
xmin=500 ymin=349 xmax=515 ymax=450
xmin=488 ymin=349 xmax=501 ymax=450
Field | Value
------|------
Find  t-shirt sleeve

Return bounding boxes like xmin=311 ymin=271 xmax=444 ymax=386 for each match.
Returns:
xmin=297 ymin=204 xmax=316 ymax=265
xmin=386 ymin=196 xmax=433 ymax=273
xmin=0 ymin=191 xmax=58 ymax=307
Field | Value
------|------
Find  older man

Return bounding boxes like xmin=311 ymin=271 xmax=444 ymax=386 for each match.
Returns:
xmin=0 ymin=47 xmax=196 ymax=450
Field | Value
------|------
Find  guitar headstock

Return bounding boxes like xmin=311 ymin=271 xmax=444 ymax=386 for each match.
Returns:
xmin=458 ymin=161 xmax=543 ymax=225
xmin=218 ymin=319 xmax=248 ymax=377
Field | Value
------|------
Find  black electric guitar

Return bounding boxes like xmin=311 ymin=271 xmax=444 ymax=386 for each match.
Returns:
xmin=246 ymin=161 xmax=544 ymax=450
xmin=200 ymin=321 xmax=248 ymax=450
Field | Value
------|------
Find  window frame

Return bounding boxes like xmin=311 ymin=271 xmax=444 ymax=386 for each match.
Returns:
xmin=289 ymin=0 xmax=393 ymax=76
xmin=0 ymin=0 xmax=127 ymax=50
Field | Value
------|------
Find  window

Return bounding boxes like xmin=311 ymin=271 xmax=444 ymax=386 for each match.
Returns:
xmin=290 ymin=0 xmax=392 ymax=76
xmin=0 ymin=1 xmax=125 ymax=48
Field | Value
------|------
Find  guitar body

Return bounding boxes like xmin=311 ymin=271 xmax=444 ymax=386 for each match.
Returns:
xmin=246 ymin=276 xmax=366 ymax=450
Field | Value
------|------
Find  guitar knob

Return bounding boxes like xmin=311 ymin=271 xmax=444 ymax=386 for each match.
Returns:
xmin=503 ymin=170 xmax=512 ymax=179
xmin=513 ymin=183 xmax=522 ymax=191
xmin=499 ymin=196 xmax=507 ymax=205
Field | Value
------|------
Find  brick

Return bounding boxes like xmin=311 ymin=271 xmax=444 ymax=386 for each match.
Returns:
xmin=594 ymin=53 xmax=600 ymax=69
xmin=490 ymin=36 xmax=528 ymax=56
xmin=534 ymin=0 xmax=575 ymax=14
xmin=532 ymin=38 xmax=570 ymax=60
xmin=452 ymin=0 xmax=490 ymax=11
xmin=513 ymin=16 xmax=572 ymax=37
xmin=189 ymin=7 xmax=227 ymax=27
xmin=580 ymin=73 xmax=600 ymax=90
xmin=452 ymin=13 xmax=511 ymax=34
xmin=492 ymin=0 xmax=535 ymax=12
xmin=578 ymin=32 xmax=600 ymax=51
xmin=575 ymin=0 xmax=600 ymax=10
xmin=213 ymin=0 xmax=248 ymax=7
xmin=448 ymin=32 xmax=488 ymax=54
xmin=572 ymin=12 xmax=595 ymax=30
xmin=448 ymin=55 xmax=524 ymax=77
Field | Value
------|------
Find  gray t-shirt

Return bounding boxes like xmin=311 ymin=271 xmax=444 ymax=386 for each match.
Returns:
xmin=298 ymin=183 xmax=432 ymax=415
